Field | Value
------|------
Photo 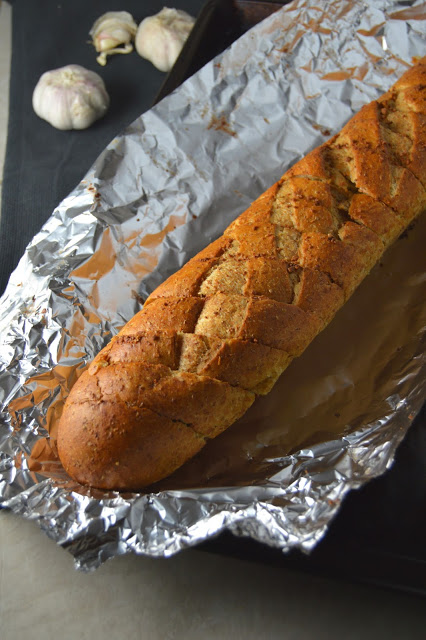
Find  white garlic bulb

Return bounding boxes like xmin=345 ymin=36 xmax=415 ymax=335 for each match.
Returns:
xmin=135 ymin=7 xmax=195 ymax=72
xmin=90 ymin=11 xmax=138 ymax=66
xmin=32 ymin=65 xmax=110 ymax=130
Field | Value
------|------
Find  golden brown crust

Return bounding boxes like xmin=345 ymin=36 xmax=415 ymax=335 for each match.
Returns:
xmin=57 ymin=58 xmax=426 ymax=490
xmin=58 ymin=401 xmax=205 ymax=490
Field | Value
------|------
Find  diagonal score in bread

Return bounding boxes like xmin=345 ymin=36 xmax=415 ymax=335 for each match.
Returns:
xmin=57 ymin=58 xmax=426 ymax=491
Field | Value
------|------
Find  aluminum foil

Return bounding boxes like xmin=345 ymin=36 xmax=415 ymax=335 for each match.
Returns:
xmin=1 ymin=0 xmax=425 ymax=571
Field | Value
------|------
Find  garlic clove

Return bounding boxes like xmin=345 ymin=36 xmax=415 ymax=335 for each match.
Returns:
xmin=135 ymin=7 xmax=196 ymax=73
xmin=90 ymin=11 xmax=138 ymax=66
xmin=32 ymin=65 xmax=110 ymax=130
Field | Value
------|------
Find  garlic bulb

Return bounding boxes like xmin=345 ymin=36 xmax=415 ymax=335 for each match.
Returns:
xmin=32 ymin=65 xmax=109 ymax=130
xmin=135 ymin=7 xmax=195 ymax=72
xmin=90 ymin=11 xmax=138 ymax=66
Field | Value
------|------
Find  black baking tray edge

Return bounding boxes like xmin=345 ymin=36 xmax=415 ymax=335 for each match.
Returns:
xmin=159 ymin=0 xmax=426 ymax=597
xmin=154 ymin=0 xmax=287 ymax=104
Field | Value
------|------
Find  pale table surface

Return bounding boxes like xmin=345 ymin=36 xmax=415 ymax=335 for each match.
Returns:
xmin=1 ymin=2 xmax=425 ymax=638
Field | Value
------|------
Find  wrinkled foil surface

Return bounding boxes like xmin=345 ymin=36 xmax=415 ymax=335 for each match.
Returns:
xmin=1 ymin=0 xmax=425 ymax=571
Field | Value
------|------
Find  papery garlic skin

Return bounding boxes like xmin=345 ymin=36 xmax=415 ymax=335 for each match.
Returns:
xmin=90 ymin=11 xmax=138 ymax=66
xmin=32 ymin=65 xmax=110 ymax=130
xmin=135 ymin=7 xmax=195 ymax=72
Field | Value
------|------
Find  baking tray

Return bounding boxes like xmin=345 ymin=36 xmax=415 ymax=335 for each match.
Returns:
xmin=1 ymin=0 xmax=425 ymax=594
xmin=161 ymin=0 xmax=426 ymax=597
xmin=155 ymin=0 xmax=286 ymax=104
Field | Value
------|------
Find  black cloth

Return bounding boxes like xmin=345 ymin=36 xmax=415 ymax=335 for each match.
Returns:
xmin=0 ymin=0 xmax=205 ymax=295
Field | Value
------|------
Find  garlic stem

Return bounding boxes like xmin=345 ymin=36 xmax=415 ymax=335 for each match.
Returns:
xmin=96 ymin=43 xmax=134 ymax=67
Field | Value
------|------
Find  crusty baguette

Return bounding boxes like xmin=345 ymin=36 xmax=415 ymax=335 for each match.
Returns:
xmin=57 ymin=59 xmax=426 ymax=490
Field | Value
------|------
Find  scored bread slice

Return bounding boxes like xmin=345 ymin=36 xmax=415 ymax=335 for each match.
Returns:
xmin=58 ymin=58 xmax=426 ymax=491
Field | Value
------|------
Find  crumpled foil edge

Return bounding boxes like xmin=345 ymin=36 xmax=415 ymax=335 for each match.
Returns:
xmin=0 ymin=0 xmax=425 ymax=571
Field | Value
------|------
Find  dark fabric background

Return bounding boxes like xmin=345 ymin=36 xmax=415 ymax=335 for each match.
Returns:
xmin=0 ymin=0 xmax=205 ymax=295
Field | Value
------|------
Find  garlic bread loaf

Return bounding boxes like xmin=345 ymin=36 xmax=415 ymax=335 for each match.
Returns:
xmin=58 ymin=59 xmax=426 ymax=490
